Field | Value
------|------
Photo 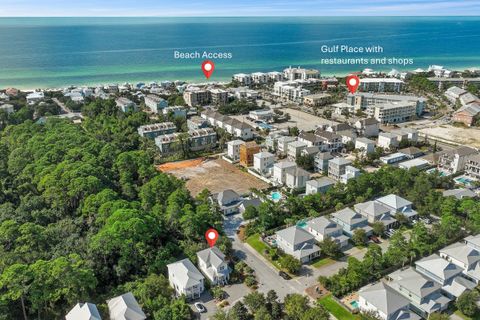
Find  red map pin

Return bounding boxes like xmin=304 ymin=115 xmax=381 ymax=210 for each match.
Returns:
xmin=201 ymin=60 xmax=215 ymax=79
xmin=346 ymin=74 xmax=360 ymax=93
xmin=205 ymin=228 xmax=219 ymax=247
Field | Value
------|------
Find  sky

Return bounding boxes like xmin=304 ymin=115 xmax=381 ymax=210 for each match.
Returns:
xmin=0 ymin=0 xmax=480 ymax=17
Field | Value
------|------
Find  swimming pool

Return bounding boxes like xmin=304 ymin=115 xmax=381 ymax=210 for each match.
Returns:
xmin=426 ymin=168 xmax=448 ymax=177
xmin=455 ymin=177 xmax=474 ymax=185
xmin=297 ymin=221 xmax=308 ymax=228
xmin=258 ymin=123 xmax=273 ymax=130
xmin=270 ymin=191 xmax=282 ymax=201
xmin=350 ymin=300 xmax=359 ymax=309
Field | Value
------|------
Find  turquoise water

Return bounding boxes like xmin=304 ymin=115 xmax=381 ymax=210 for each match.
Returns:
xmin=270 ymin=192 xmax=281 ymax=201
xmin=456 ymin=177 xmax=474 ymax=185
xmin=0 ymin=17 xmax=480 ymax=89
xmin=297 ymin=221 xmax=308 ymax=228
xmin=350 ymin=301 xmax=359 ymax=309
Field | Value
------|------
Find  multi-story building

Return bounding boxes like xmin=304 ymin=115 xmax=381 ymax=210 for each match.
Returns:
xmin=328 ymin=157 xmax=351 ymax=181
xmin=167 ymin=259 xmax=205 ymax=300
xmin=115 ymin=97 xmax=137 ymax=113
xmin=275 ymin=226 xmax=320 ymax=263
xmin=233 ymin=73 xmax=252 ymax=86
xmin=359 ymin=78 xmax=405 ymax=93
xmin=330 ymin=207 xmax=373 ymax=236
xmin=303 ymin=93 xmax=332 ymax=107
xmin=283 ymin=67 xmax=320 ymax=81
xmin=277 ymin=136 xmax=297 ymax=155
xmin=201 ymin=110 xmax=254 ymax=140
xmin=354 ymin=118 xmax=380 ymax=137
xmin=305 ymin=177 xmax=336 ymax=195
xmin=465 ymin=153 xmax=480 ymax=180
xmin=144 ymin=94 xmax=168 ymax=113
xmin=272 ymin=161 xmax=296 ymax=185
xmin=137 ymin=122 xmax=176 ymax=139
xmin=106 ymin=292 xmax=146 ymax=320
xmin=366 ymin=102 xmax=417 ymax=124
xmin=306 ymin=216 xmax=349 ymax=247
xmin=227 ymin=140 xmax=245 ymax=162
xmin=347 ymin=92 xmax=425 ymax=116
xmin=183 ymin=88 xmax=210 ymax=107
xmin=155 ymin=128 xmax=217 ymax=155
xmin=66 ymin=303 xmax=102 ymax=320
xmin=274 ymin=82 xmax=311 ymax=102
xmin=285 ymin=167 xmax=310 ymax=189
xmin=377 ymin=132 xmax=399 ymax=150
xmin=376 ymin=194 xmax=418 ymax=220
xmin=354 ymin=200 xmax=397 ymax=229
xmin=209 ymin=88 xmax=228 ymax=105
xmin=197 ymin=246 xmax=230 ymax=286
xmin=287 ymin=140 xmax=307 ymax=160
xmin=355 ymin=137 xmax=376 ymax=154
xmin=239 ymin=141 xmax=261 ymax=167
xmin=267 ymin=71 xmax=284 ymax=82
xmin=438 ymin=146 xmax=478 ymax=174
xmin=298 ymin=130 xmax=343 ymax=152
xmin=314 ymin=152 xmax=333 ymax=173
xmin=251 ymin=72 xmax=268 ymax=84
xmin=163 ymin=106 xmax=187 ymax=118
xmin=0 ymin=104 xmax=14 ymax=114
xmin=340 ymin=165 xmax=362 ymax=184
xmin=453 ymin=104 xmax=480 ymax=127
xmin=253 ymin=151 xmax=275 ymax=175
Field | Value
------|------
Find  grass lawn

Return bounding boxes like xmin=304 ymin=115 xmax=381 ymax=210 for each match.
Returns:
xmin=454 ymin=310 xmax=480 ymax=320
xmin=245 ymin=233 xmax=283 ymax=271
xmin=318 ymin=294 xmax=358 ymax=320
xmin=311 ymin=257 xmax=335 ymax=268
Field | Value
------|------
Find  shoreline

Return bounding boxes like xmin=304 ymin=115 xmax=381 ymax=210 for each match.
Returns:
xmin=3 ymin=64 xmax=480 ymax=92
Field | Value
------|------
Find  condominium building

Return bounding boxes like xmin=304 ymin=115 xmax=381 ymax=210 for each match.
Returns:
xmin=267 ymin=71 xmax=284 ymax=82
xmin=144 ymin=94 xmax=168 ymax=113
xmin=366 ymin=102 xmax=417 ymax=124
xmin=251 ymin=72 xmax=268 ymax=84
xmin=137 ymin=122 xmax=176 ymax=139
xmin=283 ymin=66 xmax=320 ymax=81
xmin=359 ymin=78 xmax=405 ymax=93
xmin=233 ymin=73 xmax=252 ymax=86
xmin=303 ymin=93 xmax=332 ymax=107
xmin=183 ymin=88 xmax=210 ymax=107
xmin=465 ymin=154 xmax=480 ymax=180
xmin=209 ymin=88 xmax=228 ymax=105
xmin=155 ymin=128 xmax=217 ymax=155
xmin=347 ymin=92 xmax=425 ymax=116
xmin=438 ymin=146 xmax=478 ymax=174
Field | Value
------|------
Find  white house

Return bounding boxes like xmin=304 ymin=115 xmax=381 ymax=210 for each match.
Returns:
xmin=167 ymin=259 xmax=205 ymax=300
xmin=377 ymin=132 xmax=399 ymax=150
xmin=306 ymin=216 xmax=349 ymax=247
xmin=253 ymin=151 xmax=275 ymax=175
xmin=305 ymin=177 xmax=335 ymax=195
xmin=439 ymin=242 xmax=480 ymax=284
xmin=277 ymin=136 xmax=297 ymax=154
xmin=197 ymin=246 xmax=230 ymax=286
xmin=355 ymin=137 xmax=376 ymax=155
xmin=275 ymin=226 xmax=320 ymax=263
xmin=285 ymin=167 xmax=310 ymax=189
xmin=273 ymin=161 xmax=296 ymax=185
xmin=66 ymin=303 xmax=102 ymax=320
xmin=376 ymin=194 xmax=418 ymax=220
xmin=215 ymin=189 xmax=243 ymax=215
xmin=106 ymin=292 xmax=146 ymax=320
xmin=287 ymin=140 xmax=308 ymax=160
xmin=227 ymin=140 xmax=245 ymax=162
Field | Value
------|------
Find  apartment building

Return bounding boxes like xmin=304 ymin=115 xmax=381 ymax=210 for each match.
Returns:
xmin=465 ymin=153 xmax=480 ymax=180
xmin=251 ymin=72 xmax=268 ymax=84
xmin=283 ymin=66 xmax=320 ymax=81
xmin=201 ymin=110 xmax=254 ymax=140
xmin=183 ymin=88 xmax=210 ymax=107
xmin=359 ymin=78 xmax=405 ymax=93
xmin=144 ymin=94 xmax=168 ymax=113
xmin=233 ymin=73 xmax=252 ymax=86
xmin=438 ymin=146 xmax=478 ymax=174
xmin=209 ymin=88 xmax=229 ymax=105
xmin=347 ymin=92 xmax=425 ymax=116
xmin=453 ymin=104 xmax=480 ymax=127
xmin=155 ymin=128 xmax=217 ymax=155
xmin=137 ymin=122 xmax=176 ymax=139
xmin=303 ymin=93 xmax=332 ymax=107
xmin=366 ymin=101 xmax=417 ymax=124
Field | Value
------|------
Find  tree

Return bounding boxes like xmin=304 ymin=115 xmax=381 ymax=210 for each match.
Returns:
xmin=284 ymin=294 xmax=309 ymax=320
xmin=456 ymin=290 xmax=479 ymax=317
xmin=211 ymin=286 xmax=227 ymax=301
xmin=229 ymin=301 xmax=250 ymax=320
xmin=296 ymin=154 xmax=314 ymax=171
xmin=371 ymin=222 xmax=385 ymax=237
xmin=319 ymin=237 xmax=341 ymax=258
xmin=254 ymin=307 xmax=273 ymax=320
xmin=352 ymin=229 xmax=367 ymax=247
xmin=279 ymin=255 xmax=301 ymax=274
xmin=428 ymin=313 xmax=450 ymax=320
xmin=243 ymin=206 xmax=259 ymax=220
xmin=243 ymin=291 xmax=266 ymax=314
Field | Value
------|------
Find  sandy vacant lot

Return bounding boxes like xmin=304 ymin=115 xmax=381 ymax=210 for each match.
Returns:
xmin=418 ymin=125 xmax=480 ymax=149
xmin=158 ymin=158 xmax=269 ymax=196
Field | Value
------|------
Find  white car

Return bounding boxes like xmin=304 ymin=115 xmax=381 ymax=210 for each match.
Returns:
xmin=194 ymin=302 xmax=206 ymax=313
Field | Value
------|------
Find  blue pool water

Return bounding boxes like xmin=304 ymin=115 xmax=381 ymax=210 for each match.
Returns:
xmin=350 ymin=301 xmax=359 ymax=309
xmin=297 ymin=221 xmax=308 ymax=228
xmin=456 ymin=177 xmax=474 ymax=185
xmin=270 ymin=192 xmax=281 ymax=201
xmin=258 ymin=123 xmax=273 ymax=130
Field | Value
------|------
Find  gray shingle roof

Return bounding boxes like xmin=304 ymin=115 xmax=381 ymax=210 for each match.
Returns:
xmin=167 ymin=258 xmax=205 ymax=288
xmin=107 ymin=292 xmax=146 ymax=320
xmin=359 ymin=282 xmax=410 ymax=317
xmin=276 ymin=226 xmax=314 ymax=246
xmin=197 ymin=246 xmax=226 ymax=269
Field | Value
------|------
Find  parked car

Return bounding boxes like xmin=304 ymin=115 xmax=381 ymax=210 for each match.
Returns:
xmin=279 ymin=271 xmax=291 ymax=280
xmin=369 ymin=235 xmax=381 ymax=243
xmin=194 ymin=303 xmax=206 ymax=313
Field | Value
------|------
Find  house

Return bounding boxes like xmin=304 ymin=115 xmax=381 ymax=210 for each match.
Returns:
xmin=301 ymin=146 xmax=321 ymax=158
xmin=328 ymin=157 xmax=351 ymax=181
xmin=465 ymin=154 xmax=480 ymax=180
xmin=387 ymin=268 xmax=451 ymax=317
xmin=285 ymin=167 xmax=310 ymax=189
xmin=453 ymin=104 xmax=480 ymax=127
xmin=167 ymin=259 xmax=205 ymax=300
xmin=445 ymin=86 xmax=467 ymax=102
xmin=399 ymin=158 xmax=430 ymax=171
xmin=115 ymin=97 xmax=137 ymax=113
xmin=314 ymin=152 xmax=333 ymax=173
xmin=358 ymin=282 xmax=420 ymax=320
xmin=415 ymin=254 xmax=476 ymax=299
xmin=399 ymin=147 xmax=424 ymax=159
xmin=380 ymin=152 xmax=408 ymax=165
xmin=0 ymin=104 xmax=14 ymax=114
xmin=442 ymin=188 xmax=477 ymax=200
xmin=340 ymin=166 xmax=361 ymax=184
xmin=197 ymin=246 xmax=230 ymax=286
xmin=391 ymin=128 xmax=419 ymax=144
xmin=273 ymin=161 xmax=297 ymax=185
xmin=355 ymin=137 xmax=376 ymax=155
xmin=215 ymin=189 xmax=243 ymax=215
xmin=466 ymin=234 xmax=480 ymax=252
xmin=239 ymin=198 xmax=262 ymax=214
xmin=376 ymin=194 xmax=418 ymax=220
xmin=377 ymin=132 xmax=399 ymax=150
xmin=227 ymin=140 xmax=245 ymax=162
xmin=354 ymin=201 xmax=397 ymax=229
xmin=106 ymin=292 xmax=146 ymax=320
xmin=275 ymin=226 xmax=321 ymax=263
xmin=137 ymin=122 xmax=176 ymax=139
xmin=26 ymin=91 xmax=44 ymax=104
xmin=305 ymin=177 xmax=335 ymax=195
xmin=277 ymin=136 xmax=297 ymax=155
xmin=66 ymin=303 xmax=102 ymax=320
xmin=249 ymin=109 xmax=273 ymax=122
xmin=439 ymin=242 xmax=480 ymax=284
xmin=287 ymin=140 xmax=307 ymax=160
xmin=313 ymin=130 xmax=343 ymax=152
xmin=438 ymin=146 xmax=478 ymax=174
xmin=330 ymin=207 xmax=372 ymax=236
xmin=163 ymin=106 xmax=187 ymax=118
xmin=306 ymin=217 xmax=349 ymax=247
xmin=240 ymin=141 xmax=261 ymax=167
xmin=144 ymin=94 xmax=168 ymax=113
xmin=253 ymin=152 xmax=275 ymax=175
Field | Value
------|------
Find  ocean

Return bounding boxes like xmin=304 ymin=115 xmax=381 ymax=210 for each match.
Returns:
xmin=0 ymin=16 xmax=479 ymax=89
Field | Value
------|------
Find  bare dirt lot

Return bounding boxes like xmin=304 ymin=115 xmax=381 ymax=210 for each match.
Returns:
xmin=158 ymin=157 xmax=269 ymax=196
xmin=418 ymin=125 xmax=480 ymax=149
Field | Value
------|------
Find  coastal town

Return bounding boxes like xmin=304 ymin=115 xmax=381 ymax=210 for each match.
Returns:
xmin=1 ymin=64 xmax=480 ymax=320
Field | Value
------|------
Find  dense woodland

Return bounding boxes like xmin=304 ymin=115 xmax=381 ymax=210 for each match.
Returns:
xmin=0 ymin=99 xmax=227 ymax=319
